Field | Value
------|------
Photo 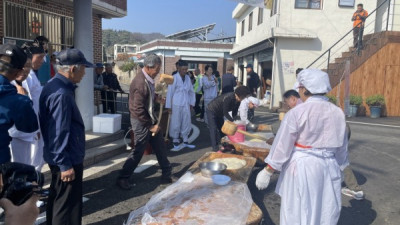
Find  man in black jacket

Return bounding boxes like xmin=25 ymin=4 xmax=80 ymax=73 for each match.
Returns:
xmin=245 ymin=64 xmax=260 ymax=97
xmin=245 ymin=64 xmax=260 ymax=121
xmin=102 ymin=63 xmax=124 ymax=113
xmin=117 ymin=54 xmax=173 ymax=190
xmin=206 ymin=86 xmax=251 ymax=151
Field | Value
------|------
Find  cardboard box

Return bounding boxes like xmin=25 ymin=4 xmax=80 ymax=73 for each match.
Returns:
xmin=93 ymin=114 xmax=122 ymax=134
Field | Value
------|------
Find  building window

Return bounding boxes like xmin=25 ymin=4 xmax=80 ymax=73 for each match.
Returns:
xmin=258 ymin=8 xmax=263 ymax=25
xmin=4 ymin=1 xmax=74 ymax=51
xmin=248 ymin=12 xmax=253 ymax=31
xmin=338 ymin=0 xmax=355 ymax=7
xmin=188 ymin=63 xmax=198 ymax=70
xmin=295 ymin=0 xmax=322 ymax=9
xmin=241 ymin=19 xmax=245 ymax=36
xmin=272 ymin=0 xmax=279 ymax=15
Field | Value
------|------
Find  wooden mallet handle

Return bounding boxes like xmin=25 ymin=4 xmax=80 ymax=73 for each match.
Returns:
xmin=152 ymin=103 xmax=164 ymax=136
xmin=237 ymin=130 xmax=268 ymax=141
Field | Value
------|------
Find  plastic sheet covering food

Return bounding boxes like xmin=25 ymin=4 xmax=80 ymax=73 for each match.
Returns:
xmin=125 ymin=172 xmax=253 ymax=225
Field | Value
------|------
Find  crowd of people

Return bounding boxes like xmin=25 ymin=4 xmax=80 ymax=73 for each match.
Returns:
xmin=93 ymin=62 xmax=125 ymax=114
xmin=0 ymin=35 xmax=92 ymax=224
xmin=0 ymin=34 xmax=364 ymax=225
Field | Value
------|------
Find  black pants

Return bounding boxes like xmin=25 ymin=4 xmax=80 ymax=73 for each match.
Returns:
xmin=194 ymin=93 xmax=204 ymax=119
xmin=248 ymin=108 xmax=255 ymax=121
xmin=47 ymin=164 xmax=83 ymax=225
xmin=119 ymin=118 xmax=172 ymax=179
xmin=353 ymin=27 xmax=364 ymax=48
xmin=206 ymin=109 xmax=224 ymax=151
xmin=101 ymin=91 xmax=117 ymax=113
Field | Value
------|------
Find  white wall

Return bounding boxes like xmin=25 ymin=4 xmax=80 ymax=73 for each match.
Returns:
xmin=270 ymin=0 xmax=377 ymax=107
xmin=394 ymin=1 xmax=400 ymax=30
xmin=231 ymin=1 xmax=384 ymax=107
xmin=232 ymin=5 xmax=275 ymax=86
xmin=232 ymin=6 xmax=274 ymax=54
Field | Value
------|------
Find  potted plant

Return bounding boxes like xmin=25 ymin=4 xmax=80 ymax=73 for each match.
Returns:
xmin=349 ymin=95 xmax=363 ymax=117
xmin=365 ymin=94 xmax=385 ymax=118
xmin=327 ymin=95 xmax=337 ymax=105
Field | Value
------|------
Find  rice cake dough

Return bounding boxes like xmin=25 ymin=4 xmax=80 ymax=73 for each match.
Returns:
xmin=211 ymin=158 xmax=246 ymax=170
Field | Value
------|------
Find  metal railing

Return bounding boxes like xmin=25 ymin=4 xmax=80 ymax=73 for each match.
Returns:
xmin=307 ymin=0 xmax=393 ymax=70
xmin=94 ymin=90 xmax=131 ymax=130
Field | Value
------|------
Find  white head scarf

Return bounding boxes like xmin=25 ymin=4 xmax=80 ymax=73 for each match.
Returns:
xmin=297 ymin=69 xmax=331 ymax=94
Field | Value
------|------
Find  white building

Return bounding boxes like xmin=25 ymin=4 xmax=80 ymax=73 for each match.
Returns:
xmin=139 ymin=39 xmax=234 ymax=75
xmin=114 ymin=44 xmax=139 ymax=60
xmin=231 ymin=0 xmax=396 ymax=107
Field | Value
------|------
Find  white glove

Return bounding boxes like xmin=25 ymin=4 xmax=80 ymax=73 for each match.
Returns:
xmin=255 ymin=168 xmax=273 ymax=190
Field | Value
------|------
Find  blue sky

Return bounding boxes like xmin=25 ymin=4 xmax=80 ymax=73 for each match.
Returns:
xmin=102 ymin=0 xmax=238 ymax=38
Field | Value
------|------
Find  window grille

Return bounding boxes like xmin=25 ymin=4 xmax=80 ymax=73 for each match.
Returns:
xmin=4 ymin=1 xmax=74 ymax=51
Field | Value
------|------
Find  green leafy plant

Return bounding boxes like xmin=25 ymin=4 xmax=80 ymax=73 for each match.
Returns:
xmin=327 ymin=95 xmax=337 ymax=104
xmin=119 ymin=59 xmax=136 ymax=73
xmin=365 ymin=94 xmax=385 ymax=107
xmin=349 ymin=95 xmax=363 ymax=106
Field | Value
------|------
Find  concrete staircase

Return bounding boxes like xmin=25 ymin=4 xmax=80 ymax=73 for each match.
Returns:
xmin=324 ymin=31 xmax=400 ymax=88
xmin=41 ymin=130 xmax=127 ymax=184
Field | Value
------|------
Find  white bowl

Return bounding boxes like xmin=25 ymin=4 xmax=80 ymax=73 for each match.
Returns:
xmin=211 ymin=175 xmax=231 ymax=186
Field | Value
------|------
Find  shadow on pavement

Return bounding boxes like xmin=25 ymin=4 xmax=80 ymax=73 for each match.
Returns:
xmin=82 ymin=162 xmax=181 ymax=219
xmin=339 ymin=199 xmax=377 ymax=225
xmin=86 ymin=213 xmax=130 ymax=225
xmin=248 ymin=167 xmax=278 ymax=225
xmin=166 ymin=119 xmax=213 ymax=157
xmin=352 ymin=169 xmax=367 ymax=186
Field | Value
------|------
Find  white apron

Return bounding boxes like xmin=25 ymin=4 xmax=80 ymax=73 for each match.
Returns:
xmin=265 ymin=96 xmax=349 ymax=225
xmin=276 ymin=147 xmax=341 ymax=225
xmin=9 ymin=76 xmax=45 ymax=171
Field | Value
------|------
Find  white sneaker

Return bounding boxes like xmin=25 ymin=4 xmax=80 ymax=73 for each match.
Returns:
xmin=183 ymin=142 xmax=196 ymax=149
xmin=171 ymin=143 xmax=184 ymax=152
xmin=196 ymin=118 xmax=204 ymax=122
xmin=341 ymin=187 xmax=364 ymax=200
xmin=36 ymin=200 xmax=45 ymax=207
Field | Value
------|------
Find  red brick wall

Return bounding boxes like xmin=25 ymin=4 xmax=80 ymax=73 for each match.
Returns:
xmin=0 ymin=1 xmax=3 ymax=39
xmin=162 ymin=57 xmax=232 ymax=77
xmin=226 ymin=59 xmax=234 ymax=73
xmin=0 ymin=0 xmax=103 ymax=64
xmin=217 ymin=58 xmax=225 ymax=75
xmin=100 ymin=0 xmax=127 ymax=11
xmin=164 ymin=56 xmax=181 ymax=75
xmin=93 ymin=14 xmax=103 ymax=63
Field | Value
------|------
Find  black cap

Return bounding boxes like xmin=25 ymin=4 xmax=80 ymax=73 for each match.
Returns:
xmin=0 ymin=44 xmax=27 ymax=70
xmin=29 ymin=42 xmax=45 ymax=55
xmin=245 ymin=64 xmax=253 ymax=69
xmin=95 ymin=63 xmax=104 ymax=68
xmin=56 ymin=48 xmax=93 ymax=67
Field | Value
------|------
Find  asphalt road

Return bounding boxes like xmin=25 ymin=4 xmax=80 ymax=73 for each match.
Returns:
xmin=80 ymin=111 xmax=400 ymax=225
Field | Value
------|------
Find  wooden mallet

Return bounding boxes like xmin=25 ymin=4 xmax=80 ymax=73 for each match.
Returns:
xmin=221 ymin=121 xmax=268 ymax=141
xmin=152 ymin=74 xmax=174 ymax=136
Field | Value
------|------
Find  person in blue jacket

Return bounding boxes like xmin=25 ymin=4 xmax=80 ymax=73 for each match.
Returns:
xmin=0 ymin=44 xmax=38 ymax=164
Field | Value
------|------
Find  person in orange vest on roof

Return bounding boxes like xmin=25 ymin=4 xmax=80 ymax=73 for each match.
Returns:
xmin=352 ymin=3 xmax=368 ymax=49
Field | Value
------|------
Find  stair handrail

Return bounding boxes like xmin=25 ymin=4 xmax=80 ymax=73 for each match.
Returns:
xmin=307 ymin=0 xmax=391 ymax=68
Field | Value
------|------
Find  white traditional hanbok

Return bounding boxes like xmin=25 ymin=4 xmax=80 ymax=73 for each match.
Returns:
xmin=9 ymin=71 xmax=44 ymax=171
xmin=266 ymin=95 xmax=349 ymax=225
xmin=238 ymin=96 xmax=260 ymax=124
xmin=166 ymin=73 xmax=196 ymax=143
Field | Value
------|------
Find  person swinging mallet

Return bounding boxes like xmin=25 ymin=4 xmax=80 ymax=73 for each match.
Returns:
xmin=153 ymin=73 xmax=174 ymax=136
